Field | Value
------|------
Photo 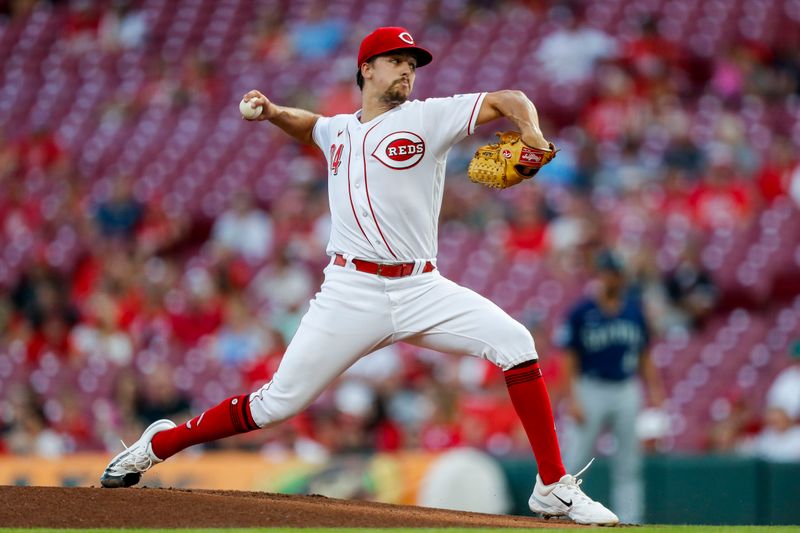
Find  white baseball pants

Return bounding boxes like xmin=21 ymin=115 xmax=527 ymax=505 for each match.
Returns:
xmin=248 ymin=257 xmax=538 ymax=427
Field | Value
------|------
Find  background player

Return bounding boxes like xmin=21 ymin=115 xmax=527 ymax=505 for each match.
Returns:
xmin=559 ymin=249 xmax=666 ymax=523
xmin=100 ymin=26 xmax=618 ymax=526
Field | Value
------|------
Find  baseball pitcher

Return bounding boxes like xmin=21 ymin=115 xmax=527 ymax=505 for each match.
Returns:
xmin=100 ymin=26 xmax=617 ymax=525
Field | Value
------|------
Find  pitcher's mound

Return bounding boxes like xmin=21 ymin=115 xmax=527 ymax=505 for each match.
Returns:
xmin=0 ymin=485 xmax=584 ymax=528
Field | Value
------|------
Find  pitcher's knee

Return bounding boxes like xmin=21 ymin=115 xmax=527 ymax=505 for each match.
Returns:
xmin=491 ymin=321 xmax=538 ymax=369
xmin=247 ymin=383 xmax=304 ymax=428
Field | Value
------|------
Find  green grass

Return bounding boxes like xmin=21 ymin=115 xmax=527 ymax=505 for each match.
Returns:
xmin=0 ymin=526 xmax=800 ymax=533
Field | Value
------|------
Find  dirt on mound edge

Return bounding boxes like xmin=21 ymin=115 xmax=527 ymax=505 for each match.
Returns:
xmin=0 ymin=485 xmax=586 ymax=528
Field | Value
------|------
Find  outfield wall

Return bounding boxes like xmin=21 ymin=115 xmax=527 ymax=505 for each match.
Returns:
xmin=501 ymin=455 xmax=800 ymax=525
xmin=1 ymin=451 xmax=797 ymax=525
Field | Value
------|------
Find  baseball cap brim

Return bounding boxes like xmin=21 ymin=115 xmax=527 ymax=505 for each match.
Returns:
xmin=361 ymin=45 xmax=433 ymax=68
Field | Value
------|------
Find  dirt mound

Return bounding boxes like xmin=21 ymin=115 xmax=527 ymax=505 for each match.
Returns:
xmin=0 ymin=485 xmax=582 ymax=528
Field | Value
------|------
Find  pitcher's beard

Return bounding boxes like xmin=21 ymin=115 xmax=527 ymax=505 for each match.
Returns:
xmin=380 ymin=82 xmax=409 ymax=107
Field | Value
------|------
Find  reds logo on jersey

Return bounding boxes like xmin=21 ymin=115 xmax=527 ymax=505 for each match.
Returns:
xmin=371 ymin=131 xmax=426 ymax=170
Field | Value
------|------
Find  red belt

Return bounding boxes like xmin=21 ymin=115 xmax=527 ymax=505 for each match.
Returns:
xmin=334 ymin=254 xmax=435 ymax=278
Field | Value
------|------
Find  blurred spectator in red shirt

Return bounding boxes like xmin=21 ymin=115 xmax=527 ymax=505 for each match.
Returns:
xmin=689 ymin=152 xmax=755 ymax=230
xmin=51 ymin=391 xmax=95 ymax=451
xmin=14 ymin=128 xmax=67 ymax=174
xmin=461 ymin=392 xmax=519 ymax=456
xmin=656 ymin=168 xmax=694 ymax=222
xmin=420 ymin=385 xmax=463 ymax=451
xmin=71 ymin=249 xmax=103 ymax=301
xmin=136 ymin=201 xmax=190 ymax=257
xmin=505 ymin=202 xmax=550 ymax=257
xmin=755 ymin=136 xmax=797 ymax=204
xmin=240 ymin=329 xmax=286 ymax=390
xmin=26 ymin=315 xmax=71 ymax=365
xmin=64 ymin=0 xmax=102 ymax=55
xmin=584 ymin=66 xmax=646 ymax=142
xmin=167 ymin=268 xmax=222 ymax=346
xmin=11 ymin=259 xmax=79 ymax=364
xmin=367 ymin=393 xmax=403 ymax=452
xmin=622 ymin=16 xmax=683 ymax=91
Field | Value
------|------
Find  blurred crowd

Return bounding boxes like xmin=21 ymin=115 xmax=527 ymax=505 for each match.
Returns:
xmin=707 ymin=340 xmax=800 ymax=462
xmin=1 ymin=0 xmax=800 ymax=461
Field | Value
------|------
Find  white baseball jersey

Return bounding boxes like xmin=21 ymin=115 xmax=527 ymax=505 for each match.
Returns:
xmin=312 ymin=92 xmax=487 ymax=263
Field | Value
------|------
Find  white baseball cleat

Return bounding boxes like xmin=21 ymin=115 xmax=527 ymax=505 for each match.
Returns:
xmin=528 ymin=459 xmax=619 ymax=526
xmin=100 ymin=419 xmax=176 ymax=488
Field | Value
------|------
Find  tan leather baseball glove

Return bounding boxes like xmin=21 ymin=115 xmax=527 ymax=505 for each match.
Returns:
xmin=467 ymin=131 xmax=558 ymax=189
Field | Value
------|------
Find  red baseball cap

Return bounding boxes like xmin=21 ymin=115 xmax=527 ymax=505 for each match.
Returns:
xmin=357 ymin=27 xmax=433 ymax=68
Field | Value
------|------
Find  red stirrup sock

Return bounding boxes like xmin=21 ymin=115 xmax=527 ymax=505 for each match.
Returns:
xmin=150 ymin=394 xmax=258 ymax=460
xmin=504 ymin=360 xmax=566 ymax=485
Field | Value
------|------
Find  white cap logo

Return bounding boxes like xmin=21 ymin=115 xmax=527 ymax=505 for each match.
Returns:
xmin=398 ymin=32 xmax=414 ymax=44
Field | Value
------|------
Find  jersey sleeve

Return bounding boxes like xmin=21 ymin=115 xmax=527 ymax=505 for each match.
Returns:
xmin=311 ymin=115 xmax=332 ymax=151
xmin=422 ymin=92 xmax=487 ymax=154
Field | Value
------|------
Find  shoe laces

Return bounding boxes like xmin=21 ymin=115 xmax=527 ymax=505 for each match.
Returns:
xmin=115 ymin=439 xmax=154 ymax=473
xmin=555 ymin=458 xmax=595 ymax=504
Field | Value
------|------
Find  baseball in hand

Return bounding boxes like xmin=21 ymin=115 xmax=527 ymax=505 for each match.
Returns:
xmin=239 ymin=98 xmax=263 ymax=120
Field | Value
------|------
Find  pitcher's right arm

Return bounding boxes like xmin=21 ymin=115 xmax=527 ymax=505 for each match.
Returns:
xmin=242 ymin=90 xmax=320 ymax=145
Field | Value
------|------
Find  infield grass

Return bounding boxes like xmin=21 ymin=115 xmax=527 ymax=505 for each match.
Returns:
xmin=0 ymin=525 xmax=800 ymax=533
